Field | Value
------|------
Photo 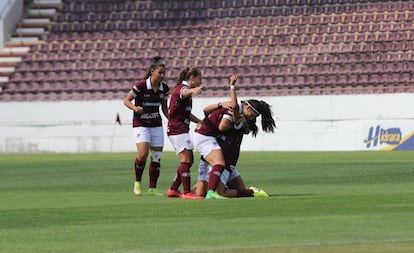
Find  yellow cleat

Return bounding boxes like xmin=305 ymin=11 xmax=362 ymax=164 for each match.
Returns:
xmin=249 ymin=186 xmax=269 ymax=197
xmin=205 ymin=190 xmax=227 ymax=200
xmin=133 ymin=181 xmax=141 ymax=195
xmin=148 ymin=188 xmax=164 ymax=196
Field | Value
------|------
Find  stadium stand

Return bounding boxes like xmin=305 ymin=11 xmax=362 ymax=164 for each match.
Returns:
xmin=0 ymin=0 xmax=414 ymax=101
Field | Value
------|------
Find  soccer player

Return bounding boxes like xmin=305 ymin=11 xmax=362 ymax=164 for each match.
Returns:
xmin=166 ymin=67 xmax=204 ymax=199
xmin=194 ymin=108 xmax=269 ymax=198
xmin=193 ymin=75 xmax=276 ymax=199
xmin=123 ymin=57 xmax=169 ymax=196
xmin=195 ymin=162 xmax=269 ymax=198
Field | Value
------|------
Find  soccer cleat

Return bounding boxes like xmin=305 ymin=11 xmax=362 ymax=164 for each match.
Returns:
xmin=249 ymin=186 xmax=269 ymax=197
xmin=205 ymin=190 xmax=228 ymax=200
xmin=133 ymin=181 xmax=141 ymax=195
xmin=167 ymin=189 xmax=182 ymax=198
xmin=180 ymin=192 xmax=204 ymax=200
xmin=148 ymin=188 xmax=163 ymax=196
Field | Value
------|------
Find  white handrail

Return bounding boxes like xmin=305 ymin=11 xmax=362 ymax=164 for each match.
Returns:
xmin=0 ymin=0 xmax=14 ymax=19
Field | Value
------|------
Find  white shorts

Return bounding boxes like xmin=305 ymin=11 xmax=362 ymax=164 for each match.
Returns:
xmin=133 ymin=126 xmax=164 ymax=147
xmin=192 ymin=132 xmax=221 ymax=158
xmin=197 ymin=159 xmax=240 ymax=187
xmin=168 ymin=133 xmax=194 ymax=154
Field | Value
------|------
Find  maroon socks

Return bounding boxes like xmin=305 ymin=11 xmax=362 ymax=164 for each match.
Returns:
xmin=207 ymin=164 xmax=225 ymax=191
xmin=149 ymin=162 xmax=160 ymax=188
xmin=134 ymin=158 xmax=145 ymax=182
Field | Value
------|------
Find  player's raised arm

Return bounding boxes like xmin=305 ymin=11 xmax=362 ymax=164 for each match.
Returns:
xmin=229 ymin=75 xmax=242 ymax=128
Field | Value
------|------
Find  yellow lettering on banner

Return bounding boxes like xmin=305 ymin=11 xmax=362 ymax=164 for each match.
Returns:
xmin=380 ymin=133 xmax=401 ymax=143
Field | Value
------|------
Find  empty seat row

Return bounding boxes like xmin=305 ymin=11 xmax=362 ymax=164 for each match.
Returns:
xmin=59 ymin=1 xmax=409 ymax=17
xmin=3 ymin=0 xmax=414 ymax=101
xmin=51 ymin=8 xmax=412 ymax=35
xmin=46 ymin=19 xmax=413 ymax=43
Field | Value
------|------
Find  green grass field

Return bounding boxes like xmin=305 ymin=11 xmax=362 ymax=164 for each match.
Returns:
xmin=1 ymin=151 xmax=413 ymax=253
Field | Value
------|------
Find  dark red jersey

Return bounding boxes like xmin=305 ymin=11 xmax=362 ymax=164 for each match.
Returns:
xmin=167 ymin=82 xmax=193 ymax=136
xmin=130 ymin=78 xmax=169 ymax=128
xmin=217 ymin=128 xmax=244 ymax=170
xmin=195 ymin=103 xmax=242 ymax=137
xmin=195 ymin=107 xmax=233 ymax=137
xmin=196 ymin=102 xmax=244 ymax=170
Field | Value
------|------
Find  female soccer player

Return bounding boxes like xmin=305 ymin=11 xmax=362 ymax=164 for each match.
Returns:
xmin=193 ymin=114 xmax=269 ymax=198
xmin=193 ymin=75 xmax=276 ymax=199
xmin=166 ymin=67 xmax=204 ymax=199
xmin=123 ymin=56 xmax=169 ymax=196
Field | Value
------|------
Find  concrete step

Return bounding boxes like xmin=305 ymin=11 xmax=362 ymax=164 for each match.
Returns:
xmin=34 ymin=0 xmax=62 ymax=3
xmin=0 ymin=62 xmax=18 ymax=67
xmin=27 ymin=8 xmax=57 ymax=18
xmin=16 ymin=27 xmax=46 ymax=34
xmin=31 ymin=0 xmax=62 ymax=10
xmin=13 ymin=27 xmax=47 ymax=38
xmin=22 ymin=18 xmax=51 ymax=23
xmin=19 ymin=18 xmax=51 ymax=28
xmin=0 ymin=76 xmax=9 ymax=83
xmin=9 ymin=37 xmax=40 ymax=43
xmin=0 ymin=57 xmax=22 ymax=64
xmin=0 ymin=67 xmax=15 ymax=73
xmin=0 ymin=47 xmax=30 ymax=55
xmin=28 ymin=8 xmax=57 ymax=15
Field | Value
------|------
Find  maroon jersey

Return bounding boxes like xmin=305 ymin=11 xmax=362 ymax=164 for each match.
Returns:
xmin=196 ymin=102 xmax=243 ymax=170
xmin=195 ymin=101 xmax=243 ymax=137
xmin=130 ymin=78 xmax=169 ymax=128
xmin=217 ymin=128 xmax=244 ymax=170
xmin=167 ymin=82 xmax=193 ymax=136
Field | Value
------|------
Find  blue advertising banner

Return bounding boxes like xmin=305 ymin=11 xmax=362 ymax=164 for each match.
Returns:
xmin=364 ymin=125 xmax=414 ymax=150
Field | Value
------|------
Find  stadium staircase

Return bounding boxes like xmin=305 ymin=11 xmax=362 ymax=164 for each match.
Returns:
xmin=0 ymin=0 xmax=61 ymax=89
xmin=1 ymin=0 xmax=414 ymax=101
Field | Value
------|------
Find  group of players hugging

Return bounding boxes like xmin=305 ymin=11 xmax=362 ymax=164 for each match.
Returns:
xmin=123 ymin=57 xmax=276 ymax=200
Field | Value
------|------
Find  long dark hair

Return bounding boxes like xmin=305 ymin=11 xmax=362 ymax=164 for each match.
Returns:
xmin=243 ymin=99 xmax=276 ymax=137
xmin=176 ymin=67 xmax=201 ymax=86
xmin=144 ymin=56 xmax=165 ymax=79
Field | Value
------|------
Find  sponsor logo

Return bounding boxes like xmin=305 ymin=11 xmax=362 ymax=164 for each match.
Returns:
xmin=143 ymin=102 xmax=161 ymax=106
xmin=218 ymin=134 xmax=227 ymax=141
xmin=364 ymin=125 xmax=402 ymax=148
xmin=140 ymin=112 xmax=159 ymax=119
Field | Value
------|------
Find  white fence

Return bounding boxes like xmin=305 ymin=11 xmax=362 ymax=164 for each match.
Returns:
xmin=1 ymin=93 xmax=414 ymax=153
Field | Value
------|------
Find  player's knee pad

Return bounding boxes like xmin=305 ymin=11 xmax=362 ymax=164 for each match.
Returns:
xmin=150 ymin=150 xmax=162 ymax=163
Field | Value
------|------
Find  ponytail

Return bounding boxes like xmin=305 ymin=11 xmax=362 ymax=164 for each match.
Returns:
xmin=144 ymin=56 xmax=165 ymax=79
xmin=243 ymin=99 xmax=276 ymax=136
xmin=257 ymin=100 xmax=276 ymax=133
xmin=176 ymin=67 xmax=201 ymax=86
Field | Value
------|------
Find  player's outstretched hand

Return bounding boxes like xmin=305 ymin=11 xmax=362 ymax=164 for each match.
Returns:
xmin=229 ymin=75 xmax=238 ymax=86
xmin=193 ymin=86 xmax=203 ymax=95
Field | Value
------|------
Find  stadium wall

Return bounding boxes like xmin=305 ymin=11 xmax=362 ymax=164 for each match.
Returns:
xmin=0 ymin=0 xmax=23 ymax=48
xmin=1 ymin=93 xmax=414 ymax=153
